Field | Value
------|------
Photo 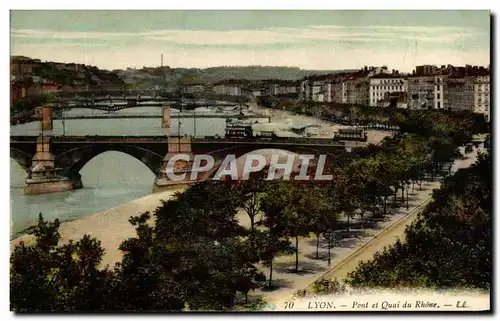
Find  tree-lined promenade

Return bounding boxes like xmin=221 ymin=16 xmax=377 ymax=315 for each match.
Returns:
xmin=10 ymin=107 xmax=491 ymax=311
xmin=257 ymin=96 xmax=490 ymax=134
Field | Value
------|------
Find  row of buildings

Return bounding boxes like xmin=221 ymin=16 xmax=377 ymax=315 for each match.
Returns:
xmin=299 ymin=64 xmax=490 ymax=120
xmin=183 ymin=79 xmax=299 ymax=98
xmin=182 ymin=83 xmax=243 ymax=96
xmin=193 ymin=64 xmax=490 ymax=121
xmin=11 ymin=56 xmax=490 ymax=121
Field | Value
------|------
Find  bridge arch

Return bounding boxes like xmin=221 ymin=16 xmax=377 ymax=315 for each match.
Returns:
xmin=196 ymin=145 xmax=343 ymax=181
xmin=54 ymin=144 xmax=165 ymax=177
xmin=10 ymin=147 xmax=33 ymax=172
xmin=205 ymin=144 xmax=342 ymax=161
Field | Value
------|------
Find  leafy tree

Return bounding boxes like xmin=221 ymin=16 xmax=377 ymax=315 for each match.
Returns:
xmin=336 ymin=169 xmax=359 ymax=237
xmin=233 ymin=175 xmax=267 ymax=233
xmin=155 ymin=181 xmax=243 ymax=243
xmin=312 ymin=278 xmax=347 ymax=295
xmin=346 ymin=154 xmax=491 ymax=289
xmin=285 ymin=184 xmax=316 ymax=272
xmin=10 ymin=214 xmax=114 ymax=312
xmin=306 ymin=185 xmax=338 ymax=260
xmin=250 ymin=230 xmax=294 ymax=289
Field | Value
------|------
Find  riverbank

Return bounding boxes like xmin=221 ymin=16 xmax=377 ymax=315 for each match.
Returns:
xmin=10 ymin=103 xmax=394 ymax=271
xmin=249 ymin=102 xmax=343 ymax=138
xmin=10 ymin=143 xmax=484 ymax=309
xmin=10 ymin=188 xmax=185 ymax=268
xmin=248 ymin=102 xmax=392 ymax=145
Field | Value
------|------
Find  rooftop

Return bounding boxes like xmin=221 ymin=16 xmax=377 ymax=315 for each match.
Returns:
xmin=369 ymin=73 xmax=405 ymax=79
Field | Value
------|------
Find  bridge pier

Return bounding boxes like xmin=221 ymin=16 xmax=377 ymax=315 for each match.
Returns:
xmin=162 ymin=106 xmax=171 ymax=128
xmin=153 ymin=137 xmax=195 ymax=192
xmin=37 ymin=104 xmax=53 ymax=130
xmin=24 ymin=136 xmax=83 ymax=195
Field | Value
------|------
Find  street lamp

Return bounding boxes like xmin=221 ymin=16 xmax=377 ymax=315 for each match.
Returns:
xmin=326 ymin=228 xmax=333 ymax=267
xmin=178 ymin=94 xmax=183 ymax=152
xmin=62 ymin=107 xmax=66 ymax=136
xmin=327 ymin=237 xmax=331 ymax=267
xmin=193 ymin=107 xmax=196 ymax=138
xmin=406 ymin=185 xmax=409 ymax=210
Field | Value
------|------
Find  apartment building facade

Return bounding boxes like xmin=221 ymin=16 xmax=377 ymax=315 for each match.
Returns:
xmin=183 ymin=84 xmax=206 ymax=95
xmin=473 ymin=75 xmax=490 ymax=121
xmin=346 ymin=78 xmax=369 ymax=105
xmin=212 ymin=84 xmax=242 ymax=96
xmin=447 ymin=75 xmax=490 ymax=121
xmin=323 ymin=81 xmax=348 ymax=103
xmin=447 ymin=77 xmax=474 ymax=113
xmin=415 ymin=64 xmax=438 ymax=76
xmin=295 ymin=64 xmax=489 ymax=118
xmin=407 ymin=75 xmax=446 ymax=110
xmin=368 ymin=74 xmax=407 ymax=107
xmin=268 ymin=83 xmax=299 ymax=96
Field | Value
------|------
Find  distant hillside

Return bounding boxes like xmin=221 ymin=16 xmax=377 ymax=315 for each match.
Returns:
xmin=120 ymin=65 xmax=357 ymax=89
xmin=174 ymin=66 xmax=356 ymax=82
xmin=11 ymin=56 xmax=356 ymax=89
xmin=10 ymin=56 xmax=125 ymax=89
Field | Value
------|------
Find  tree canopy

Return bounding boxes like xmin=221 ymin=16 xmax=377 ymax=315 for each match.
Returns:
xmin=11 ymin=102 xmax=491 ymax=311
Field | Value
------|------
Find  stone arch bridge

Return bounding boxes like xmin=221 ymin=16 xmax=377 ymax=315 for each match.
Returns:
xmin=10 ymin=135 xmax=348 ymax=195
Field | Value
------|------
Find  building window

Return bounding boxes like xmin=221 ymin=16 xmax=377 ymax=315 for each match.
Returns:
xmin=437 ymin=102 xmax=441 ymax=108
xmin=437 ymin=93 xmax=440 ymax=99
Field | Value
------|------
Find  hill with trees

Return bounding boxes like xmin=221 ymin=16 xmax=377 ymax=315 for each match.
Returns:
xmin=11 ymin=56 xmax=355 ymax=89
xmin=11 ymin=56 xmax=125 ymax=88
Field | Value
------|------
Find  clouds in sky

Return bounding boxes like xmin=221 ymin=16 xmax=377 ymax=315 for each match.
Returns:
xmin=10 ymin=24 xmax=490 ymax=71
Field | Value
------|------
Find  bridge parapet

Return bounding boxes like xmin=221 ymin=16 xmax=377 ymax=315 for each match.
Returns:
xmin=11 ymin=134 xmax=350 ymax=195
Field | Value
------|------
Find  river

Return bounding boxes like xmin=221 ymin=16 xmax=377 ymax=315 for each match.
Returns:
xmin=10 ymin=105 xmax=270 ymax=239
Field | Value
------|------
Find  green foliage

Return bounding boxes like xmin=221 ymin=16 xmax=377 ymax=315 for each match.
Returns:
xmin=311 ymin=278 xmax=348 ymax=295
xmin=10 ymin=214 xmax=115 ymax=312
xmin=29 ymin=62 xmax=124 ymax=87
xmin=346 ymin=154 xmax=491 ymax=289
xmin=10 ymin=98 xmax=491 ymax=311
xmin=11 ymin=93 xmax=52 ymax=115
xmin=257 ymin=98 xmax=489 ymax=138
xmin=238 ymin=297 xmax=268 ymax=311
xmin=11 ymin=181 xmax=265 ymax=312
xmin=294 ymin=289 xmax=310 ymax=298
xmin=232 ymin=175 xmax=267 ymax=232
xmin=170 ymin=66 xmax=354 ymax=83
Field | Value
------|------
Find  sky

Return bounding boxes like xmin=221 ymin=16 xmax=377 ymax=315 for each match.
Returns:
xmin=10 ymin=10 xmax=491 ymax=72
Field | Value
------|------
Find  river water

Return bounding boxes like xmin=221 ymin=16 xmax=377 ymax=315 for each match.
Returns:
xmin=10 ymin=106 xmax=269 ymax=239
